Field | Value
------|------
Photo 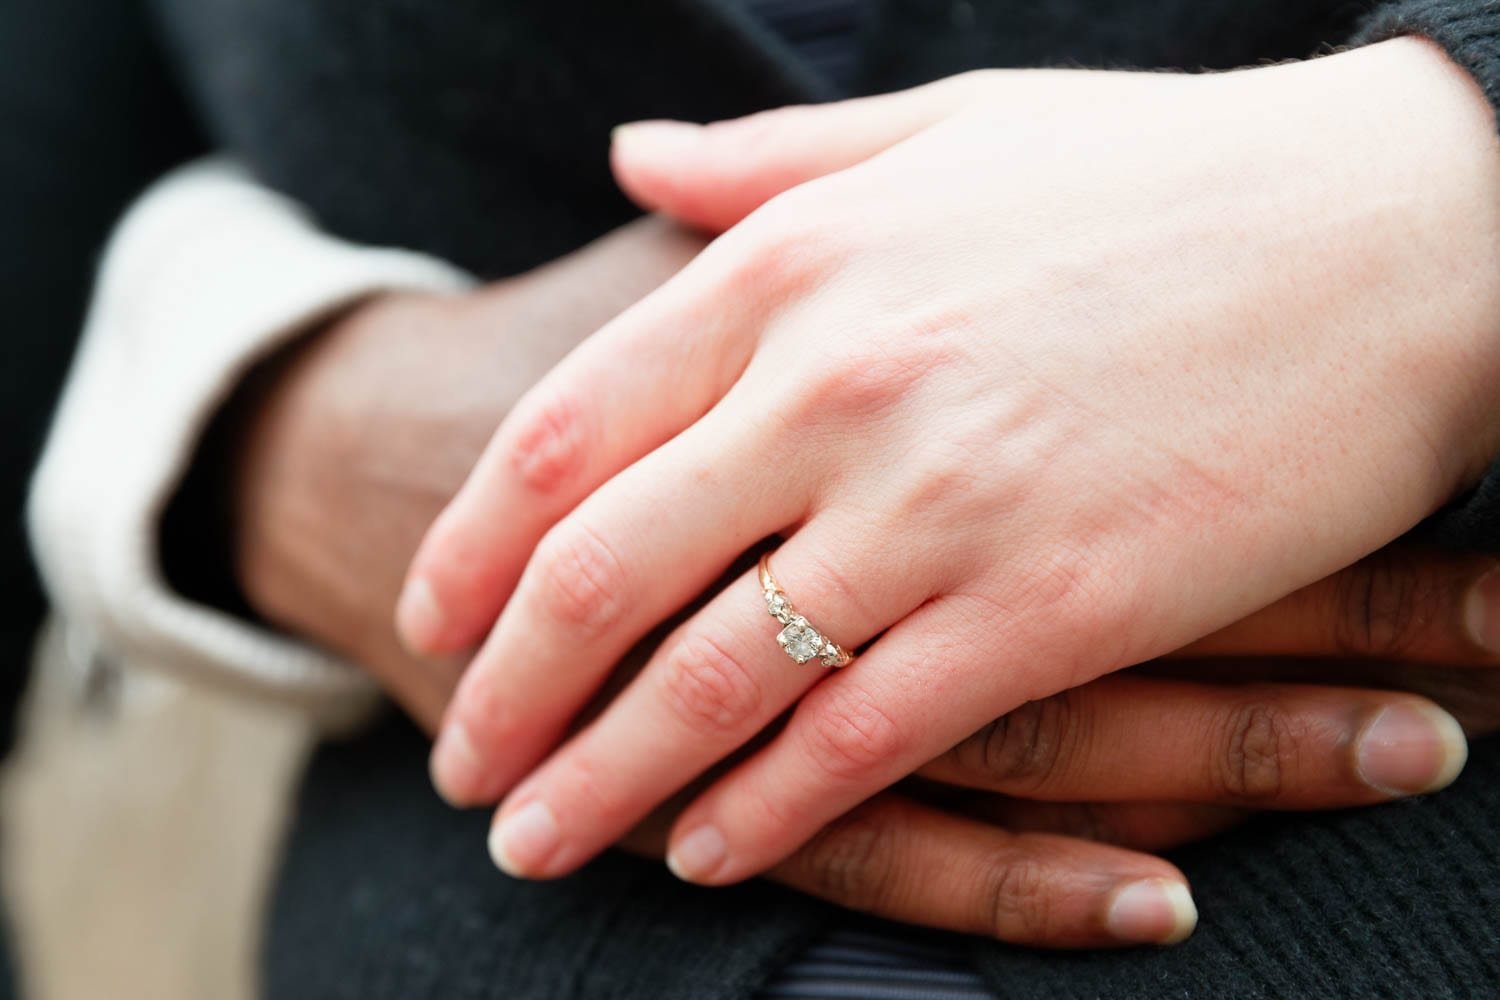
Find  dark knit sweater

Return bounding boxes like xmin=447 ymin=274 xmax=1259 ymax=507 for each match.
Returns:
xmin=270 ymin=715 xmax=1500 ymax=999
xmin=126 ymin=0 xmax=1500 ymax=996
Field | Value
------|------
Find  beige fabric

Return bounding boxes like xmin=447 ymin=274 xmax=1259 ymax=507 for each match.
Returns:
xmin=2 ymin=620 xmax=315 ymax=1000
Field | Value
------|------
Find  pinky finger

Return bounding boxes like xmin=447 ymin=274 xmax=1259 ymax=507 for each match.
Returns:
xmin=766 ymin=794 xmax=1199 ymax=949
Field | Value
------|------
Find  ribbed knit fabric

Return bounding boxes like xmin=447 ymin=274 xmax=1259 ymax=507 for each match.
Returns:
xmin=266 ymin=716 xmax=831 ymax=1000
xmin=268 ymin=715 xmax=1500 ymax=999
xmin=968 ymin=740 xmax=1500 ymax=998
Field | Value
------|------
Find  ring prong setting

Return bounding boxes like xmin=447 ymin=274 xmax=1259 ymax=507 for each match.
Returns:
xmin=776 ymin=617 xmax=824 ymax=665
xmin=760 ymin=553 xmax=852 ymax=669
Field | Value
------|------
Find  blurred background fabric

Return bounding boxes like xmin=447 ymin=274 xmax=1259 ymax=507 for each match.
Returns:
xmin=0 ymin=1 xmax=204 ymax=995
xmin=0 ymin=0 xmax=203 ymax=752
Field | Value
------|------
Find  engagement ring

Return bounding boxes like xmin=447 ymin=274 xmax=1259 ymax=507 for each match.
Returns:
xmin=758 ymin=554 xmax=853 ymax=668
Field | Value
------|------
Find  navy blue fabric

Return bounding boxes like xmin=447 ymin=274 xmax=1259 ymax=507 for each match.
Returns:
xmin=759 ymin=927 xmax=997 ymax=999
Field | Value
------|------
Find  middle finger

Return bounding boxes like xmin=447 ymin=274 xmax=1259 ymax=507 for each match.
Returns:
xmin=919 ymin=674 xmax=1468 ymax=807
xmin=429 ymin=405 xmax=801 ymax=807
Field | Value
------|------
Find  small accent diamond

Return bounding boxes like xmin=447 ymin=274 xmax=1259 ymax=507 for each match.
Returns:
xmin=819 ymin=644 xmax=846 ymax=667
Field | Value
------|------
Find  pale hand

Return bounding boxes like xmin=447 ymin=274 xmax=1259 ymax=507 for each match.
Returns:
xmin=237 ymin=206 xmax=1497 ymax=949
xmin=405 ymin=38 xmax=1500 ymax=896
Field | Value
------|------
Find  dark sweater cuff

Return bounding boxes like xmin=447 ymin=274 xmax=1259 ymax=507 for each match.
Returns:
xmin=1353 ymin=2 xmax=1500 ymax=551
xmin=1355 ymin=1 xmax=1500 ymax=109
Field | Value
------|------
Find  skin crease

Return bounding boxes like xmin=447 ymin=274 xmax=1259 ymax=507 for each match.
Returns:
xmin=237 ymin=216 xmax=1500 ymax=942
xmin=399 ymin=36 xmax=1500 ymax=902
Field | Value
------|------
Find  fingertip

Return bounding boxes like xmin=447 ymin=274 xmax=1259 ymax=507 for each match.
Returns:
xmin=430 ymin=721 xmax=490 ymax=807
xmin=488 ymin=800 xmax=562 ymax=879
xmin=610 ymin=119 xmax=704 ymax=213
xmin=611 ymin=119 xmax=702 ymax=158
xmin=1158 ymin=881 xmax=1200 ymax=944
xmin=396 ymin=576 xmax=446 ymax=655
xmin=398 ymin=510 xmax=515 ymax=656
xmin=666 ymin=824 xmax=730 ymax=885
xmin=1355 ymin=700 xmax=1469 ymax=797
xmin=1463 ymin=563 xmax=1500 ymax=655
xmin=1106 ymin=878 xmax=1199 ymax=946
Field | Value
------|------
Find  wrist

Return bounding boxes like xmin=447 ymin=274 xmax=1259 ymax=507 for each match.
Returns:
xmin=1229 ymin=38 xmax=1500 ymax=501
xmin=233 ymin=292 xmax=473 ymax=647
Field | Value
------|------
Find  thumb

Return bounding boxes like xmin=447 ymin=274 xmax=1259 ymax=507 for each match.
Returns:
xmin=610 ymin=73 xmax=983 ymax=232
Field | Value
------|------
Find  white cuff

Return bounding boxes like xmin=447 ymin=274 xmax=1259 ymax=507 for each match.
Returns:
xmin=28 ymin=158 xmax=476 ymax=728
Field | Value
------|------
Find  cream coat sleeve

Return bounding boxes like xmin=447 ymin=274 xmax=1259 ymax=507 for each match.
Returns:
xmin=27 ymin=158 xmax=475 ymax=729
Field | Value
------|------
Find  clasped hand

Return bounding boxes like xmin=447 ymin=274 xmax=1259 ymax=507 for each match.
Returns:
xmin=392 ymin=41 xmax=1500 ymax=945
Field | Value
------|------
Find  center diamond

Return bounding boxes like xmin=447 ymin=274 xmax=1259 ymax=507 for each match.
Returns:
xmin=777 ymin=618 xmax=824 ymax=664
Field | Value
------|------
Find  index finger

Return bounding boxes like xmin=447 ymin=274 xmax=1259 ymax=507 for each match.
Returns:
xmin=396 ymin=241 xmax=758 ymax=654
xmin=766 ymin=794 xmax=1198 ymax=948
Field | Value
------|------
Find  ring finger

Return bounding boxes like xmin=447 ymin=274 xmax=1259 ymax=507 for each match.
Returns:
xmin=484 ymin=523 xmax=934 ymax=879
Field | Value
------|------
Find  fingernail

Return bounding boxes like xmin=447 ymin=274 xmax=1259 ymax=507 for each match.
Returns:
xmin=489 ymin=800 xmax=561 ymax=878
xmin=1106 ymin=879 xmax=1198 ymax=945
xmin=1464 ymin=566 xmax=1500 ymax=653
xmin=610 ymin=119 xmax=702 ymax=156
xmin=396 ymin=577 xmax=444 ymax=653
xmin=429 ymin=722 xmax=482 ymax=806
xmin=666 ymin=825 xmax=727 ymax=883
xmin=1356 ymin=703 xmax=1468 ymax=796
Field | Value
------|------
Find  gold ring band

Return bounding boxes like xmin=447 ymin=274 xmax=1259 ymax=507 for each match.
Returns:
xmin=758 ymin=554 xmax=854 ymax=668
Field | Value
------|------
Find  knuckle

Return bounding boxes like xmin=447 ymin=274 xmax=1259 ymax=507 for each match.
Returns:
xmin=716 ymin=189 xmax=841 ymax=298
xmin=800 ymin=689 xmax=908 ymax=783
xmin=450 ymin=674 xmax=516 ymax=749
xmin=553 ymin=751 xmax=631 ymax=830
xmin=781 ymin=325 xmax=968 ymax=431
xmin=1331 ymin=551 xmax=1438 ymax=658
xmin=530 ymin=523 xmax=628 ymax=636
xmin=1216 ymin=701 xmax=1292 ymax=800
xmin=980 ymin=857 xmax=1057 ymax=941
xmin=1006 ymin=544 xmax=1115 ymax=626
xmin=1009 ymin=547 xmax=1135 ymax=688
xmin=712 ymin=223 xmax=801 ymax=302
xmin=797 ymin=809 xmax=903 ymax=912
xmin=788 ymin=547 xmax=882 ymax=636
xmin=953 ymin=695 xmax=1073 ymax=794
xmin=655 ymin=632 xmax=764 ymax=734
xmin=506 ymin=388 xmax=589 ymax=494
xmin=891 ymin=434 xmax=1001 ymax=530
